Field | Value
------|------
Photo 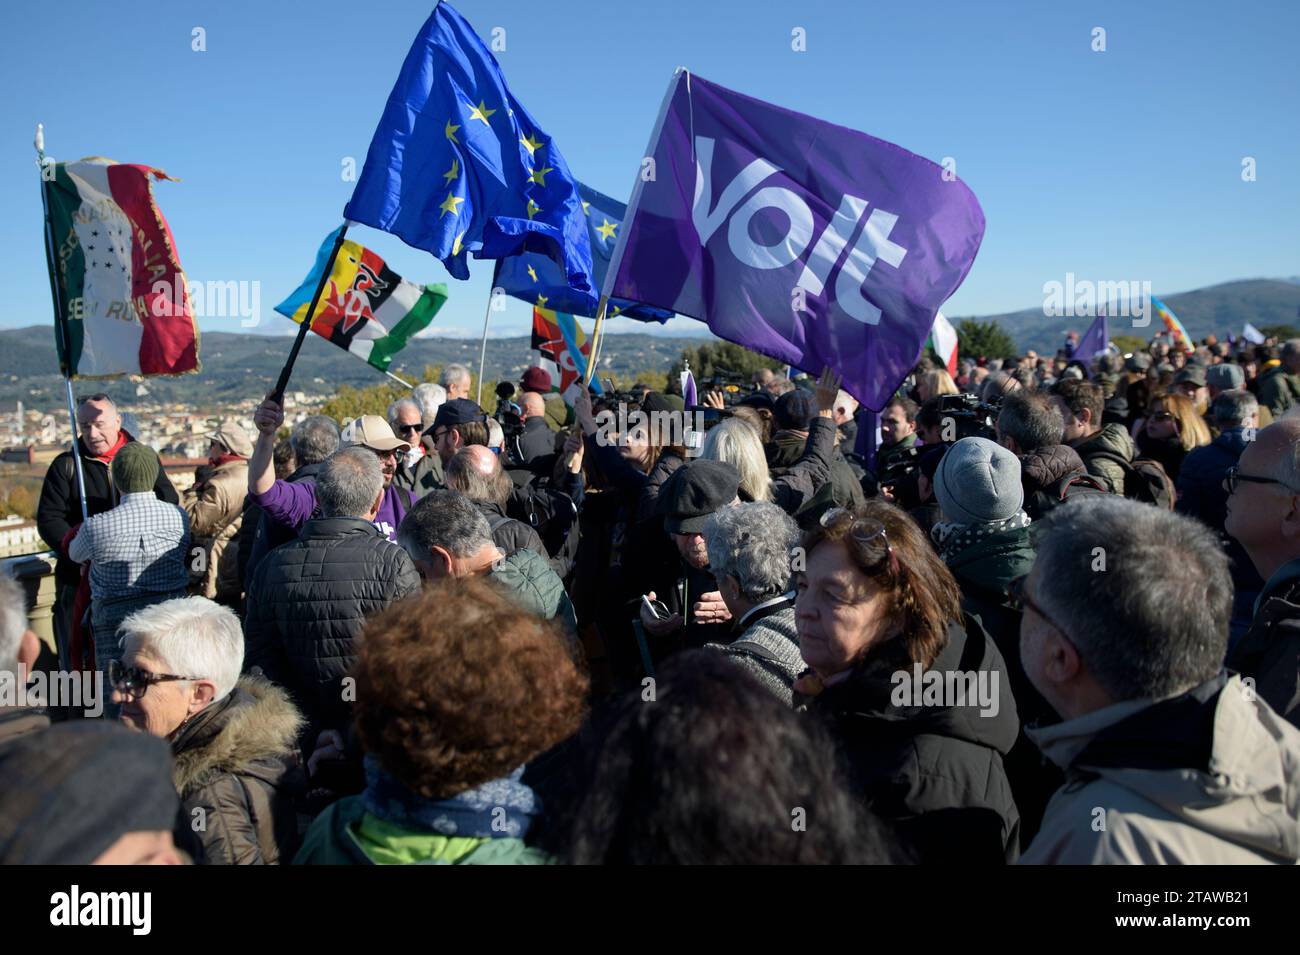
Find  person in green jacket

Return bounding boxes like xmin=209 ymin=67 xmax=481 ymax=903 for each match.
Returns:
xmin=1258 ymin=341 xmax=1300 ymax=419
xmin=295 ymin=576 xmax=588 ymax=865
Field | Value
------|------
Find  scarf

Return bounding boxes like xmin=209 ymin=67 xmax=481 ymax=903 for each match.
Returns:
xmin=932 ymin=510 xmax=1032 ymax=562
xmin=361 ymin=755 xmax=539 ymax=840
xmin=208 ymin=452 xmax=245 ymax=468
xmin=92 ymin=430 xmax=129 ymax=465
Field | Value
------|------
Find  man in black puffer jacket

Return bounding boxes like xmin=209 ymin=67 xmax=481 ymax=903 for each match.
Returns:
xmin=243 ymin=447 xmax=419 ymax=743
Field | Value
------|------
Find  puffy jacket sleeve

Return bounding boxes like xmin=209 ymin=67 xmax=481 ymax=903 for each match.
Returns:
xmin=771 ymin=417 xmax=834 ymax=514
xmin=36 ymin=455 xmax=75 ymax=553
xmin=184 ymin=477 xmax=233 ymax=539
xmin=390 ymin=547 xmax=422 ymax=601
xmin=243 ymin=563 xmax=288 ymax=685
xmin=184 ymin=776 xmax=266 ymax=865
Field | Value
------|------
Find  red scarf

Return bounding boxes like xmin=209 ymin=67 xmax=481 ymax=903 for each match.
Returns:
xmin=93 ymin=431 xmax=129 ymax=465
xmin=208 ymin=453 xmax=245 ymax=468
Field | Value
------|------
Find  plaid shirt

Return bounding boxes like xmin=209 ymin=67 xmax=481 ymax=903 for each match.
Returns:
xmin=68 ymin=492 xmax=191 ymax=607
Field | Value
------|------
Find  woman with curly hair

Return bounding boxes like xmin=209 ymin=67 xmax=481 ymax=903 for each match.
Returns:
xmin=294 ymin=577 xmax=588 ymax=865
xmin=795 ymin=500 xmax=1021 ymax=864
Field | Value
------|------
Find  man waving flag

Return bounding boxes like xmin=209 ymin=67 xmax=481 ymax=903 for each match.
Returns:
xmin=344 ymin=3 xmax=593 ymax=297
xmin=607 ymin=72 xmax=985 ymax=411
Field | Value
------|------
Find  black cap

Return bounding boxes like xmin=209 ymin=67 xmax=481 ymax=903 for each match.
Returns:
xmin=656 ymin=459 xmax=741 ymax=534
xmin=774 ymin=390 xmax=818 ymax=431
xmin=0 ymin=721 xmax=179 ymax=864
xmin=432 ymin=398 xmax=487 ymax=431
xmin=736 ymin=392 xmax=776 ymax=412
xmin=641 ymin=391 xmax=684 ymax=414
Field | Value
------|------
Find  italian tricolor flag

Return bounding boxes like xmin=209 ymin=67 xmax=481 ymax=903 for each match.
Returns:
xmin=44 ymin=158 xmax=199 ymax=378
xmin=928 ymin=311 xmax=959 ymax=376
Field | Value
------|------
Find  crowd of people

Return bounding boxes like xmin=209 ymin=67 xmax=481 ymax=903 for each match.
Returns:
xmin=2 ymin=333 xmax=1299 ymax=865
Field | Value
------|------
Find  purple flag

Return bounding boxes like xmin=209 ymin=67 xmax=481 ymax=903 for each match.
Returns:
xmin=606 ymin=72 xmax=986 ymax=411
xmin=1074 ymin=313 xmax=1110 ymax=362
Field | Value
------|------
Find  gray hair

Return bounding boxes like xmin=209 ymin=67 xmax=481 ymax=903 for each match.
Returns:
xmin=316 ymin=446 xmax=384 ymax=518
xmin=290 ymin=415 xmax=341 ymax=467
xmin=441 ymin=363 xmax=472 ymax=389
xmin=1258 ymin=418 xmax=1300 ymax=490
xmin=704 ymin=502 xmax=799 ymax=602
xmin=700 ymin=418 xmax=771 ymax=503
xmin=398 ymin=489 xmax=494 ymax=560
xmin=118 ymin=596 xmax=243 ymax=703
xmin=387 ymin=397 xmax=422 ymax=429
xmin=1209 ymin=389 xmax=1257 ymax=429
xmin=412 ymin=383 xmax=446 ymax=429
xmin=1032 ymin=496 xmax=1230 ymax=702
xmin=0 ymin=573 xmax=29 ymax=677
xmin=445 ymin=449 xmax=511 ymax=507
xmin=997 ymin=390 xmax=1064 ymax=451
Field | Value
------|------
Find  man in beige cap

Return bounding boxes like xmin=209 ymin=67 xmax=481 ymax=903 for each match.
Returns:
xmin=185 ymin=420 xmax=254 ymax=605
xmin=248 ymin=397 xmax=414 ymax=542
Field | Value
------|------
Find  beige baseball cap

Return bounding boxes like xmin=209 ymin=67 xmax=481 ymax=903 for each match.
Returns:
xmin=341 ymin=415 xmax=409 ymax=453
xmin=206 ymin=420 xmax=254 ymax=458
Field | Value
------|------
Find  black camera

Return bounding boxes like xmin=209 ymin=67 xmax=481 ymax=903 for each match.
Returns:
xmin=933 ymin=392 xmax=999 ymax=441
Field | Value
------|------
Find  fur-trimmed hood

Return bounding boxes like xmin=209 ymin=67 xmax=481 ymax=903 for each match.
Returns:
xmin=171 ymin=675 xmax=304 ymax=798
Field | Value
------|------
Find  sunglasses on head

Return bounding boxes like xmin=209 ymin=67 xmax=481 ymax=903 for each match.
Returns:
xmin=819 ymin=507 xmax=899 ymax=576
xmin=107 ymin=659 xmax=202 ymax=700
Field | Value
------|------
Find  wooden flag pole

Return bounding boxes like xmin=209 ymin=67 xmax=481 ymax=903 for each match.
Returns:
xmin=583 ymin=295 xmax=609 ymax=387
xmin=272 ymin=220 xmax=350 ymax=404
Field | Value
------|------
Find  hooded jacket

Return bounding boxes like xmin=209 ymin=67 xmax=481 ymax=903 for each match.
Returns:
xmin=1071 ymin=423 xmax=1136 ymax=496
xmin=807 ymin=617 xmax=1021 ymax=863
xmin=171 ymin=675 xmax=305 ymax=865
xmin=1259 ymin=364 xmax=1300 ymax=419
xmin=183 ymin=457 xmax=248 ymax=603
xmin=1018 ymin=444 xmax=1092 ymax=519
xmin=1021 ymin=674 xmax=1300 ymax=864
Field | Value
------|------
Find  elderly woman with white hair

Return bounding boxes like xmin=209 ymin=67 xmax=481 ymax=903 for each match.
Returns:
xmin=701 ymin=502 xmax=805 ymax=706
xmin=110 ymin=596 xmax=304 ymax=864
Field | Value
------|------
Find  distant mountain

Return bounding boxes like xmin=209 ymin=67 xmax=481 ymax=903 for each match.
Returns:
xmin=0 ymin=327 xmax=709 ymax=410
xmin=959 ymin=279 xmax=1300 ymax=355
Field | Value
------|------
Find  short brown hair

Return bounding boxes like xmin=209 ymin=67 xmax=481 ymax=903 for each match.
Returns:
xmin=352 ymin=577 xmax=588 ymax=800
xmin=1050 ymin=378 xmax=1103 ymax=425
xmin=802 ymin=500 xmax=961 ymax=670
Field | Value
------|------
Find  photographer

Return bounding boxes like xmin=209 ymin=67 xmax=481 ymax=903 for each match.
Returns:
xmin=516 ymin=391 xmax=555 ymax=468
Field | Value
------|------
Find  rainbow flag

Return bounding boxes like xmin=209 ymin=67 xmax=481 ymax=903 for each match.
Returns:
xmin=531 ymin=307 xmax=601 ymax=405
xmin=275 ymin=227 xmax=447 ymax=373
xmin=1151 ymin=295 xmax=1191 ymax=348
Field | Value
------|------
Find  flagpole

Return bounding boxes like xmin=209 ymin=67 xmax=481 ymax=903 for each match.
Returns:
xmin=35 ymin=125 xmax=89 ymax=528
xmin=272 ymin=219 xmax=350 ymax=404
xmin=475 ymin=268 xmax=499 ymax=406
xmin=583 ymin=296 xmax=609 ymax=386
xmin=384 ymin=370 xmax=414 ymax=389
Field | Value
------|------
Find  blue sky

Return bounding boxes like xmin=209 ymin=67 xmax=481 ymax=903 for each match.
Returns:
xmin=5 ymin=0 xmax=1297 ymax=341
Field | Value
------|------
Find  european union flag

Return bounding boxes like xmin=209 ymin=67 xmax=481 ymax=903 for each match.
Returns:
xmin=496 ymin=182 xmax=673 ymax=323
xmin=344 ymin=3 xmax=593 ymax=297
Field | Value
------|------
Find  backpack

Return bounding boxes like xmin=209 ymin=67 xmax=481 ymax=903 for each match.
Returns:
xmin=1088 ymin=449 xmax=1176 ymax=510
xmin=1024 ymin=472 xmax=1109 ymax=520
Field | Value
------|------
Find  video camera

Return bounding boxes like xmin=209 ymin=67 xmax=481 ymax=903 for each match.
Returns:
xmin=700 ymin=369 xmax=754 ymax=407
xmin=494 ymin=381 xmax=524 ymax=440
xmin=933 ymin=392 xmax=1000 ymax=442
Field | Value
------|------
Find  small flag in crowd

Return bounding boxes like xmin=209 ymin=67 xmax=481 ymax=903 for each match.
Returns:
xmin=531 ymin=306 xmax=601 ymax=406
xmin=681 ymin=366 xmax=697 ymax=408
xmin=1074 ymin=312 xmax=1110 ymax=361
xmin=275 ymin=227 xmax=448 ymax=373
xmin=1152 ymin=295 xmax=1191 ymax=348
xmin=1243 ymin=322 xmax=1266 ymax=344
xmin=496 ymin=181 xmax=673 ymax=321
xmin=928 ymin=312 xmax=959 ymax=376
xmin=606 ymin=72 xmax=985 ymax=411
xmin=344 ymin=3 xmax=593 ymax=297
xmin=42 ymin=157 xmax=198 ymax=378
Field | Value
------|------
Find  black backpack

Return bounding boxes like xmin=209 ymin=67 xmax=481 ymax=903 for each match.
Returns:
xmin=1025 ymin=472 xmax=1109 ymax=520
xmin=1087 ymin=449 xmax=1176 ymax=510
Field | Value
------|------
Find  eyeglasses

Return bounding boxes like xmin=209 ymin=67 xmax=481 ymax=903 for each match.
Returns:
xmin=1008 ymin=575 xmax=1073 ymax=640
xmin=1224 ymin=464 xmax=1295 ymax=496
xmin=819 ymin=507 xmax=900 ymax=576
xmin=395 ymin=423 xmax=423 ymax=435
xmin=107 ymin=660 xmax=202 ymax=700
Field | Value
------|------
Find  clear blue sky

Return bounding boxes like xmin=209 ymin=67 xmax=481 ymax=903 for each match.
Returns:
xmin=5 ymin=0 xmax=1297 ymax=342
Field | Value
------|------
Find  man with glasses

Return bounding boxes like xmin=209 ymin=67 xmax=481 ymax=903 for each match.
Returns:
xmin=248 ymin=396 xmax=414 ymax=542
xmin=387 ymin=397 xmax=441 ymax=499
xmin=36 ymin=393 xmax=178 ymax=669
xmin=1225 ymin=418 xmax=1300 ymax=727
xmin=1017 ymin=495 xmax=1300 ymax=864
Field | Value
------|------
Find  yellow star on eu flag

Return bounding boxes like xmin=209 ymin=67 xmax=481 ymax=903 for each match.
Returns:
xmin=526 ymin=198 xmax=540 ymax=220
xmin=596 ymin=218 xmax=617 ymax=243
xmin=467 ymin=100 xmax=497 ymax=125
xmin=520 ymin=132 xmax=544 ymax=157
xmin=611 ymin=305 xmax=623 ymax=317
xmin=527 ymin=264 xmax=538 ymax=283
xmin=452 ymin=231 xmax=464 ymax=256
xmin=445 ymin=119 xmax=460 ymax=143
xmin=440 ymin=191 xmax=464 ymax=217
xmin=581 ymin=200 xmax=590 ymax=216
xmin=529 ymin=165 xmax=554 ymax=187
xmin=536 ymin=294 xmax=548 ymax=308
xmin=442 ymin=158 xmax=459 ymax=185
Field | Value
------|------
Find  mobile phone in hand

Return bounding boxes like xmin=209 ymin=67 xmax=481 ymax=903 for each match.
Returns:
xmin=641 ymin=595 xmax=671 ymax=620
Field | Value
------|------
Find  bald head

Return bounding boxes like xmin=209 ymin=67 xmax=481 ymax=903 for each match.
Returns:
xmin=520 ymin=391 xmax=545 ymax=420
xmin=1255 ymin=418 xmax=1300 ymax=487
xmin=1225 ymin=417 xmax=1300 ymax=582
xmin=445 ymin=444 xmax=510 ymax=506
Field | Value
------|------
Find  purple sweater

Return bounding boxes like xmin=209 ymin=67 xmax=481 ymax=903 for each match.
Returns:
xmin=252 ymin=479 xmax=407 ymax=541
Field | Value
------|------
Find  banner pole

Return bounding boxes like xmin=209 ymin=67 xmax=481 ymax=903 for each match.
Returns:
xmin=583 ymin=296 xmax=609 ymax=387
xmin=272 ymin=219 xmax=350 ymax=403
xmin=475 ymin=269 xmax=498 ymax=406
xmin=384 ymin=369 xmax=414 ymax=389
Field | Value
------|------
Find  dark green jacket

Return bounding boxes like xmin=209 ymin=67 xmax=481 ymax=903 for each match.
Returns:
xmin=1071 ymin=423 xmax=1136 ymax=495
xmin=489 ymin=547 xmax=579 ymax=640
xmin=1259 ymin=365 xmax=1300 ymax=419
